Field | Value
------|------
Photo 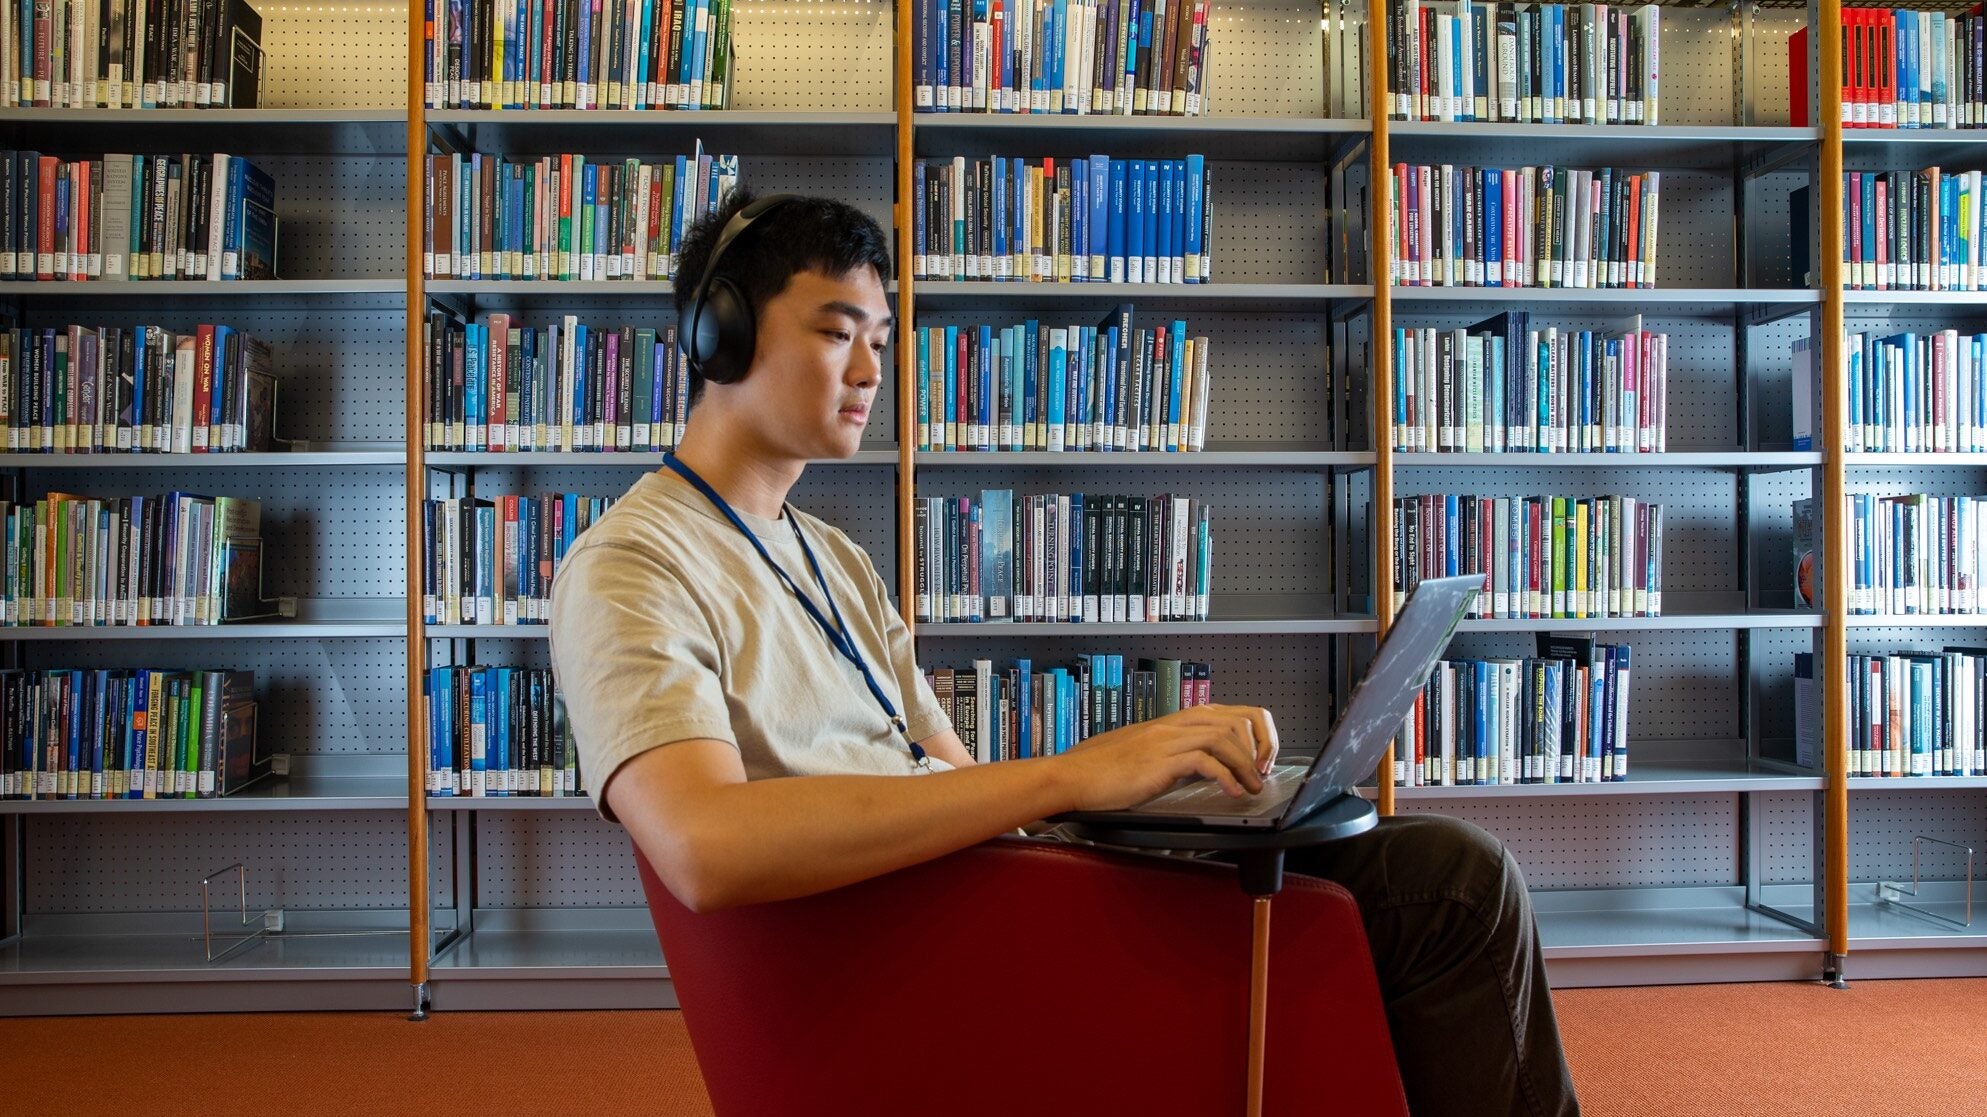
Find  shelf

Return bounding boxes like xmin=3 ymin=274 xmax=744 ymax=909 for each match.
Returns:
xmin=0 ymin=776 xmax=408 ymax=813
xmin=0 ymin=598 xmax=405 ymax=639
xmin=0 ymin=448 xmax=405 ymax=468
xmin=0 ymin=926 xmax=410 ymax=983
xmin=1845 ymin=453 xmax=1987 ymax=468
xmin=1386 ymin=122 xmax=1816 ymax=173
xmin=427 ymin=109 xmax=897 ymax=157
xmin=426 ymin=913 xmax=674 ymax=1010
xmin=429 ymin=279 xmax=900 ymax=298
xmin=1532 ymin=886 xmax=1824 ymax=987
xmin=913 ymin=114 xmax=1370 ymax=161
xmin=0 ymin=108 xmax=407 ymax=155
xmin=914 ymin=597 xmax=1375 ymax=638
xmin=912 ymin=281 xmax=1372 ymax=312
xmin=1388 ymin=286 xmax=1818 ymax=320
xmin=1843 ymin=290 xmax=1987 ymax=307
xmin=426 ymin=795 xmax=596 ymax=811
xmin=1842 ymin=131 xmax=1987 ymax=173
xmin=1847 ymin=775 xmax=1987 ymax=790
xmin=914 ymin=449 xmax=1375 ymax=469
xmin=1454 ymin=609 xmax=1821 ymax=633
xmin=1846 ymin=614 xmax=1987 ymax=628
xmin=426 ymin=448 xmax=899 ymax=467
xmin=1393 ymin=451 xmax=1821 ymax=472
xmin=0 ymin=279 xmax=402 ymax=298
xmin=1378 ymin=762 xmax=1824 ymax=799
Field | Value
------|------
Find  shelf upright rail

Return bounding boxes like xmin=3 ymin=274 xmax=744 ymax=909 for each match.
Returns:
xmin=896 ymin=0 xmax=919 ymax=630
xmin=1816 ymin=0 xmax=1851 ymax=986
xmin=407 ymin=4 xmax=434 ymax=1020
xmin=1368 ymin=0 xmax=1397 ymax=817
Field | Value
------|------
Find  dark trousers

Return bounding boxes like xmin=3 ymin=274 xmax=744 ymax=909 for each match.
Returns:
xmin=1209 ymin=814 xmax=1579 ymax=1117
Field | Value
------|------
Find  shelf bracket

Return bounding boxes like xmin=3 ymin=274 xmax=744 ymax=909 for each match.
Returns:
xmin=409 ymin=980 xmax=432 ymax=1021
xmin=1823 ymin=952 xmax=1848 ymax=990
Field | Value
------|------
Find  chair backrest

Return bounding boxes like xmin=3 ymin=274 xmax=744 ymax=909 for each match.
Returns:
xmin=635 ymin=836 xmax=1409 ymax=1117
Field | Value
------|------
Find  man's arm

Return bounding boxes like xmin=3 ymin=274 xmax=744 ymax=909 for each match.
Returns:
xmin=609 ymin=704 xmax=1278 ymax=913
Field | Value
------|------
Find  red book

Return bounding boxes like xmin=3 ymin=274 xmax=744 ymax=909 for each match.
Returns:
xmin=191 ymin=324 xmax=215 ymax=452
xmin=35 ymin=156 xmax=56 ymax=280
xmin=1789 ymin=26 xmax=1811 ymax=127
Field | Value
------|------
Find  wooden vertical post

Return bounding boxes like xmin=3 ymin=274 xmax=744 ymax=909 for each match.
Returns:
xmin=1816 ymin=0 xmax=1849 ymax=970
xmin=896 ymin=0 xmax=918 ymax=631
xmin=406 ymin=0 xmax=433 ymax=1015
xmin=1368 ymin=0 xmax=1397 ymax=817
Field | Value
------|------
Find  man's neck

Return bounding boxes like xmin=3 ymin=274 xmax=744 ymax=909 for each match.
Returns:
xmin=669 ymin=417 xmax=804 ymax=521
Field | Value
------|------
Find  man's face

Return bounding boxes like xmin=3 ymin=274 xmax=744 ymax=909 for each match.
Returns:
xmin=735 ymin=264 xmax=891 ymax=461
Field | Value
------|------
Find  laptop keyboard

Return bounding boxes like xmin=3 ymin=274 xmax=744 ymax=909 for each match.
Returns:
xmin=1137 ymin=763 xmax=1312 ymax=817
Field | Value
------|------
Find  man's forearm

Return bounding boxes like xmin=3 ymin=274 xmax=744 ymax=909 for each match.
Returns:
xmin=663 ymin=757 xmax=1073 ymax=911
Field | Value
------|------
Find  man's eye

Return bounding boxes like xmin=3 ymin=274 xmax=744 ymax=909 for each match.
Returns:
xmin=826 ymin=330 xmax=851 ymax=342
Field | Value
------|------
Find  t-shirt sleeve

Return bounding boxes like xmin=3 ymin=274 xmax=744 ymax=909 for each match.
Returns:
xmin=548 ymin=539 xmax=739 ymax=822
xmin=865 ymin=560 xmax=952 ymax=745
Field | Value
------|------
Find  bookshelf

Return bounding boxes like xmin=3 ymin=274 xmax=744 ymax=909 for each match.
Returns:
xmin=8 ymin=0 xmax=1987 ymax=1016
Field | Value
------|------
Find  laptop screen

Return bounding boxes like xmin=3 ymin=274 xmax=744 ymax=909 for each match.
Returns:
xmin=1277 ymin=575 xmax=1481 ymax=826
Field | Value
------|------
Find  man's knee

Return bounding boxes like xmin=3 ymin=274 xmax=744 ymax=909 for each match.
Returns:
xmin=1392 ymin=813 xmax=1527 ymax=914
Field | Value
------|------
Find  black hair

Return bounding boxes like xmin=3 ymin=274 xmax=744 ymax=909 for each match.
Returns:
xmin=673 ymin=186 xmax=893 ymax=404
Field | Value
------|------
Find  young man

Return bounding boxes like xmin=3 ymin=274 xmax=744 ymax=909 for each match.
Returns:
xmin=548 ymin=190 xmax=1580 ymax=1117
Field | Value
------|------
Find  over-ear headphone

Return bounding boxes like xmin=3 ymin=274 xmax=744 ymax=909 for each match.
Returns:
xmin=678 ymin=193 xmax=800 ymax=387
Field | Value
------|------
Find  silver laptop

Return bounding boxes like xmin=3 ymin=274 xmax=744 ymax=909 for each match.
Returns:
xmin=1049 ymin=575 xmax=1480 ymax=831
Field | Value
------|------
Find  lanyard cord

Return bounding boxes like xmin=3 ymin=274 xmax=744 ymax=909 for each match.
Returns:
xmin=661 ymin=454 xmax=931 ymax=768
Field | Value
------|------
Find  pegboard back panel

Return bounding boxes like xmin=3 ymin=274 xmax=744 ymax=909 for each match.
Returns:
xmin=258 ymin=1 xmax=408 ymax=109
xmin=21 ymin=637 xmax=409 ymax=757
xmin=730 ymin=0 xmax=895 ymax=110
xmin=17 ymin=305 xmax=408 ymax=445
xmin=1204 ymin=0 xmax=1327 ymax=117
xmin=1440 ymin=629 xmax=1742 ymax=749
xmin=1209 ymin=163 xmax=1328 ymax=283
xmin=913 ymin=309 xmax=1334 ymax=447
xmin=477 ymin=812 xmax=646 ymax=907
xmin=1397 ymin=796 xmax=1740 ymax=888
xmin=252 ymin=156 xmax=407 ymax=278
xmin=916 ymin=465 xmax=1335 ymax=600
xmin=917 ymin=634 xmax=1344 ymax=743
xmin=27 ymin=812 xmax=410 ymax=913
xmin=1846 ymin=790 xmax=1987 ymax=885
xmin=25 ymin=466 xmax=405 ymax=599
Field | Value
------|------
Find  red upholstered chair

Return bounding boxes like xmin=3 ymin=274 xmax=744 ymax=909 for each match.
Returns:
xmin=633 ymin=835 xmax=1410 ymax=1117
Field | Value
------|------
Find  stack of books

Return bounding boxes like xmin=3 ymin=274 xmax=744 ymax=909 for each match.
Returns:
xmin=1 ymin=152 xmax=276 ymax=282
xmin=1793 ymin=8 xmax=1987 ymax=129
xmin=924 ymin=655 xmax=1213 ymax=761
xmin=1796 ymin=330 xmax=1987 ymax=453
xmin=425 ymin=665 xmax=582 ymax=796
xmin=425 ymin=315 xmax=689 ymax=452
xmin=916 ymin=490 xmax=1213 ymax=624
xmin=424 ymin=0 xmax=737 ymax=110
xmin=917 ymin=306 xmax=1211 ymax=452
xmin=423 ymin=492 xmax=617 ymax=626
xmin=1391 ymin=311 xmax=1667 ymax=453
xmin=1387 ymin=1 xmax=1662 ymax=125
xmin=423 ymin=143 xmax=739 ymax=281
xmin=912 ymin=154 xmax=1209 ymax=283
xmin=1389 ymin=164 xmax=1660 ymax=289
xmin=0 ymin=668 xmax=261 ymax=799
xmin=0 ymin=492 xmax=269 ymax=626
xmin=1835 ymin=648 xmax=1987 ymax=777
xmin=0 ymin=324 xmax=276 ymax=453
xmin=1841 ymin=169 xmax=1987 ymax=292
xmin=1395 ymin=635 xmax=1632 ymax=786
xmin=1392 ymin=493 xmax=1664 ymax=619
xmin=913 ymin=0 xmax=1211 ymax=116
xmin=0 ymin=0 xmax=265 ymax=108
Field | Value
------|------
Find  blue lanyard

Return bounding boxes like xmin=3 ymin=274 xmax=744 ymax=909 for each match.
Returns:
xmin=661 ymin=454 xmax=931 ymax=769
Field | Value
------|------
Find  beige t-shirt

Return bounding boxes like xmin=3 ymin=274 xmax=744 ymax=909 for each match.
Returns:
xmin=548 ymin=469 xmax=955 ymax=821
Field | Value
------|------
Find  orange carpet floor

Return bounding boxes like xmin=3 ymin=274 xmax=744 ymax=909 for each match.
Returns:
xmin=2 ymin=979 xmax=1982 ymax=1115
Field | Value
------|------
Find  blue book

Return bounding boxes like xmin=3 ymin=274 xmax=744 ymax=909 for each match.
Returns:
xmin=491 ymin=666 xmax=512 ymax=794
xmin=1102 ymin=325 xmax=1120 ymax=448
xmin=1016 ymin=658 xmax=1033 ymax=757
xmin=1088 ymin=157 xmax=1110 ymax=280
xmin=1051 ymin=0 xmax=1067 ymax=109
xmin=1108 ymin=159 xmax=1129 ymax=282
xmin=934 ymin=0 xmax=948 ymax=110
xmin=1141 ymin=161 xmax=1160 ymax=283
xmin=1157 ymin=160 xmax=1175 ymax=283
xmin=1484 ymin=168 xmax=1503 ymax=284
xmin=1183 ymin=155 xmax=1205 ymax=283
xmin=464 ymin=323 xmax=485 ymax=448
xmin=1127 ymin=159 xmax=1146 ymax=282
xmin=1059 ymin=669 xmax=1075 ymax=752
xmin=915 ymin=328 xmax=931 ymax=448
xmin=467 ymin=668 xmax=487 ymax=793
xmin=991 ymin=156 xmax=1008 ymax=278
xmin=942 ymin=325 xmax=959 ymax=448
xmin=1046 ymin=329 xmax=1068 ymax=449
xmin=1443 ymin=494 xmax=1461 ymax=576
xmin=978 ymin=324 xmax=995 ymax=445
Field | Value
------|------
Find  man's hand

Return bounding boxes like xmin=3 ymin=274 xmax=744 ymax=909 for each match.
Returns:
xmin=1058 ymin=705 xmax=1281 ymax=812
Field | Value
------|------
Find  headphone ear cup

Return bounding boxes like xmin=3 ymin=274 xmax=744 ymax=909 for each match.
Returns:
xmin=695 ymin=276 xmax=756 ymax=386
